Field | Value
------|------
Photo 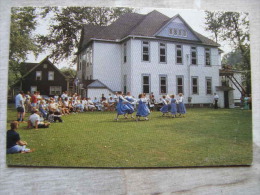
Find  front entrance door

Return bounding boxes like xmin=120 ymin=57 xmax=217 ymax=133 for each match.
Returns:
xmin=224 ymin=91 xmax=229 ymax=108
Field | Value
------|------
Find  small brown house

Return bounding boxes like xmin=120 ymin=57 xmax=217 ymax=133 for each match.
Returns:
xmin=11 ymin=57 xmax=74 ymax=97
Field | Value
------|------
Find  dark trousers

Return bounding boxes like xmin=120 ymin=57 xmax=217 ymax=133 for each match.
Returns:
xmin=214 ymin=100 xmax=218 ymax=109
xmin=54 ymin=116 xmax=63 ymax=122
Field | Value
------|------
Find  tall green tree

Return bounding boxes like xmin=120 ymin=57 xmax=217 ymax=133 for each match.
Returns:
xmin=9 ymin=7 xmax=42 ymax=86
xmin=205 ymin=11 xmax=251 ymax=94
xmin=38 ymin=7 xmax=133 ymax=65
xmin=60 ymin=67 xmax=76 ymax=78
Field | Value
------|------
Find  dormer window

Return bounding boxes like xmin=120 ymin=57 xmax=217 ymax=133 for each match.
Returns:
xmin=169 ymin=28 xmax=187 ymax=37
xmin=174 ymin=28 xmax=178 ymax=36
xmin=182 ymin=30 xmax=187 ymax=37
xmin=178 ymin=29 xmax=182 ymax=36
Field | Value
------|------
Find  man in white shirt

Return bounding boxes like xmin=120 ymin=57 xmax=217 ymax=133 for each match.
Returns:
xmin=87 ymin=98 xmax=96 ymax=111
xmin=213 ymin=93 xmax=219 ymax=109
xmin=27 ymin=109 xmax=50 ymax=129
xmin=15 ymin=91 xmax=25 ymax=122
xmin=61 ymin=91 xmax=68 ymax=101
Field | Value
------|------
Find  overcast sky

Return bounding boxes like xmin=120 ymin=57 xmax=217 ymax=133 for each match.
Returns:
xmin=27 ymin=7 xmax=233 ymax=68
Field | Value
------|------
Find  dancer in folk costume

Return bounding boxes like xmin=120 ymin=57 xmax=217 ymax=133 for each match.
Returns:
xmin=170 ymin=95 xmax=178 ymax=118
xmin=166 ymin=94 xmax=171 ymax=112
xmin=124 ymin=92 xmax=136 ymax=119
xmin=177 ymin=93 xmax=186 ymax=117
xmin=115 ymin=91 xmax=132 ymax=121
xmin=160 ymin=95 xmax=169 ymax=116
xmin=136 ymin=94 xmax=150 ymax=121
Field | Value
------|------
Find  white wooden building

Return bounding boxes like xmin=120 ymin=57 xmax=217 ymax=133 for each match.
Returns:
xmin=76 ymin=10 xmax=243 ymax=108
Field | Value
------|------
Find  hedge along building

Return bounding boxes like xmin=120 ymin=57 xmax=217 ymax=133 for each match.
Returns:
xmin=76 ymin=10 xmax=243 ymax=108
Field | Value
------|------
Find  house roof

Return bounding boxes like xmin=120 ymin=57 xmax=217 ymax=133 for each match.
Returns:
xmin=216 ymin=86 xmax=235 ymax=91
xmin=12 ymin=56 xmax=69 ymax=87
xmin=20 ymin=63 xmax=38 ymax=76
xmin=82 ymin=79 xmax=114 ymax=92
xmin=78 ymin=10 xmax=220 ymax=52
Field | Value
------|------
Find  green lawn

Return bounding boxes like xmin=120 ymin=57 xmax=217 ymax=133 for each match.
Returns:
xmin=6 ymin=105 xmax=252 ymax=167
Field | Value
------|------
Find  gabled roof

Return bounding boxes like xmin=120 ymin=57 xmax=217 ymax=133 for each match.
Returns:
xmin=12 ymin=56 xmax=69 ymax=87
xmin=128 ymin=10 xmax=170 ymax=37
xmin=78 ymin=10 xmax=220 ymax=53
xmin=82 ymin=79 xmax=114 ymax=92
xmin=20 ymin=63 xmax=38 ymax=76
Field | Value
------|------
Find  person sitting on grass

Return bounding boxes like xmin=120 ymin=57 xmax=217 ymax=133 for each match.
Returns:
xmin=87 ymin=97 xmax=97 ymax=111
xmin=108 ymin=97 xmax=116 ymax=111
xmin=39 ymin=100 xmax=48 ymax=119
xmin=48 ymin=110 xmax=63 ymax=123
xmin=7 ymin=121 xmax=34 ymax=154
xmin=27 ymin=109 xmax=50 ymax=129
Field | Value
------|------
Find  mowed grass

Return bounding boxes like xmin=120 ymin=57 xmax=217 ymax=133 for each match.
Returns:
xmin=6 ymin=104 xmax=252 ymax=167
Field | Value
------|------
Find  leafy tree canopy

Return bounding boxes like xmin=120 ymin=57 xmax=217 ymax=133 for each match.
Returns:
xmin=60 ymin=67 xmax=77 ymax=78
xmin=38 ymin=7 xmax=134 ymax=65
xmin=205 ymin=11 xmax=251 ymax=94
xmin=9 ymin=7 xmax=42 ymax=86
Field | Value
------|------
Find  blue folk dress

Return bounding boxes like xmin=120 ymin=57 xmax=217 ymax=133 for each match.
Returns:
xmin=177 ymin=97 xmax=186 ymax=114
xmin=125 ymin=96 xmax=135 ymax=114
xmin=170 ymin=98 xmax=177 ymax=115
xmin=160 ymin=99 xmax=169 ymax=114
xmin=116 ymin=96 xmax=131 ymax=115
xmin=136 ymin=98 xmax=150 ymax=117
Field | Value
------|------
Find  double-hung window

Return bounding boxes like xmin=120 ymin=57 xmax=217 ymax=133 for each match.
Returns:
xmin=176 ymin=76 xmax=184 ymax=94
xmin=48 ymin=71 xmax=54 ymax=80
xmin=192 ymin=77 xmax=199 ymax=94
xmin=123 ymin=75 xmax=127 ymax=94
xmin=176 ymin=45 xmax=183 ymax=64
xmin=205 ymin=48 xmax=211 ymax=66
xmin=159 ymin=75 xmax=167 ymax=94
xmin=191 ymin=47 xmax=197 ymax=65
xmin=159 ymin=43 xmax=166 ymax=63
xmin=142 ymin=74 xmax=150 ymax=93
xmin=123 ymin=43 xmax=127 ymax=63
xmin=50 ymin=86 xmax=62 ymax=95
xmin=142 ymin=41 xmax=150 ymax=61
xmin=36 ymin=71 xmax=42 ymax=80
xmin=206 ymin=77 xmax=212 ymax=95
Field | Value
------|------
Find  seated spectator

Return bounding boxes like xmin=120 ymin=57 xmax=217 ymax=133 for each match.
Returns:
xmin=63 ymin=97 xmax=71 ymax=114
xmin=7 ymin=121 xmax=34 ymax=154
xmin=101 ymin=98 xmax=110 ymax=111
xmin=48 ymin=100 xmax=58 ymax=112
xmin=81 ymin=98 xmax=88 ymax=110
xmin=39 ymin=100 xmax=48 ymax=119
xmin=57 ymin=97 xmax=67 ymax=115
xmin=54 ymin=93 xmax=59 ymax=103
xmin=48 ymin=110 xmax=63 ymax=123
xmin=87 ymin=97 xmax=96 ymax=111
xmin=75 ymin=98 xmax=84 ymax=112
xmin=108 ymin=97 xmax=116 ymax=111
xmin=93 ymin=97 xmax=101 ymax=111
xmin=27 ymin=109 xmax=50 ymax=129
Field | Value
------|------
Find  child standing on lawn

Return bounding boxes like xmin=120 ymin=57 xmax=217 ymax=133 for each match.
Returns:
xmin=177 ymin=93 xmax=186 ymax=117
xmin=136 ymin=93 xmax=150 ymax=121
xmin=170 ymin=95 xmax=177 ymax=118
